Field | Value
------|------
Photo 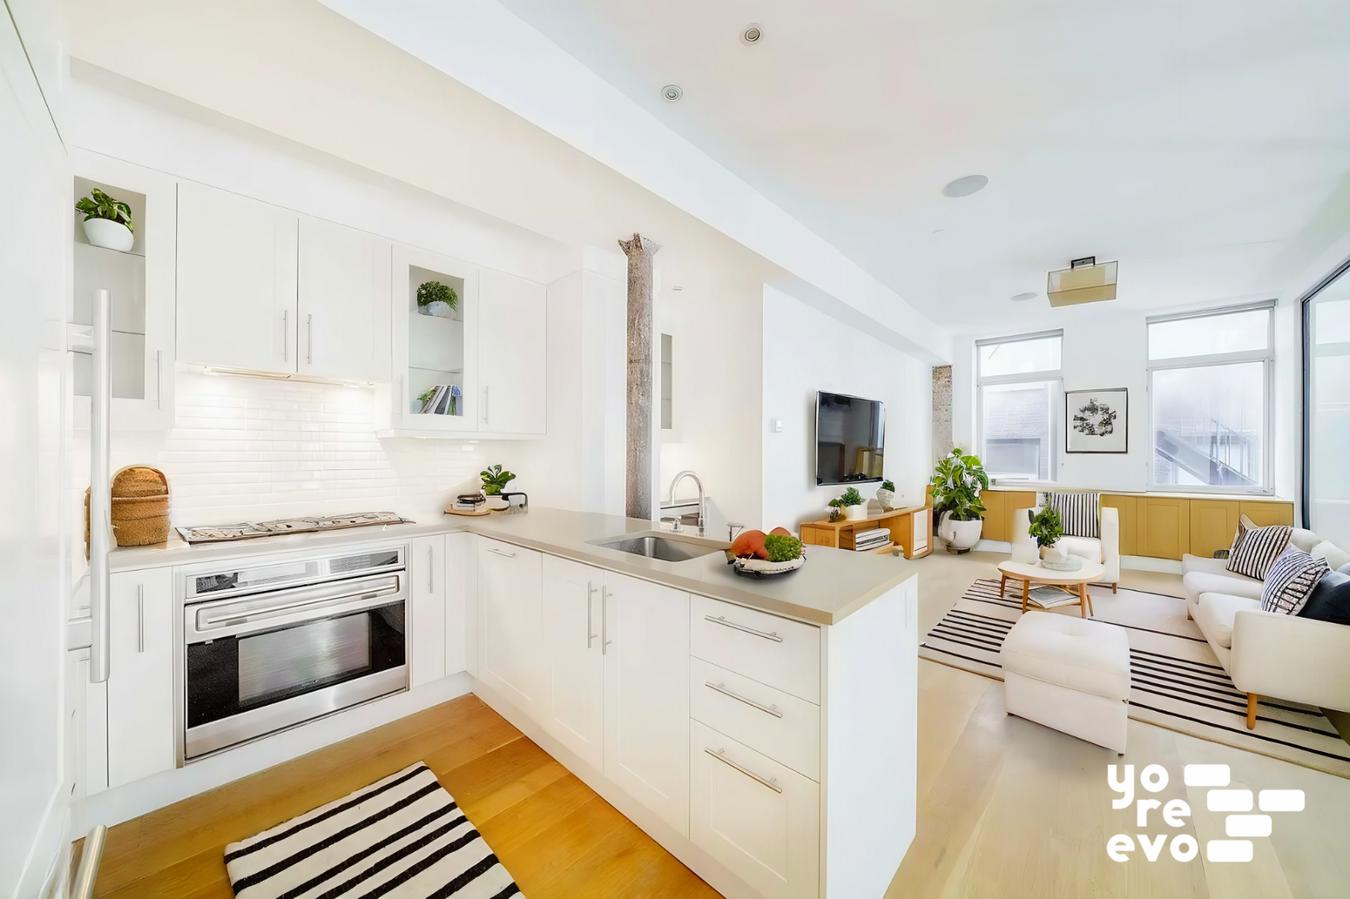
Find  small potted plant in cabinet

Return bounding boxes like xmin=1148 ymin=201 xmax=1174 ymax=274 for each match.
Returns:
xmin=75 ymin=187 xmax=135 ymax=252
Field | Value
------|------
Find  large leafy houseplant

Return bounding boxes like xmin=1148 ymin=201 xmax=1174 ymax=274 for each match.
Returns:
xmin=929 ymin=448 xmax=989 ymax=521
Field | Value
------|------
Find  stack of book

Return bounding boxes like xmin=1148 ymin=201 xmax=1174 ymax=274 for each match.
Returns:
xmin=451 ymin=493 xmax=485 ymax=512
xmin=418 ymin=384 xmax=462 ymax=415
xmin=852 ymin=527 xmax=893 ymax=552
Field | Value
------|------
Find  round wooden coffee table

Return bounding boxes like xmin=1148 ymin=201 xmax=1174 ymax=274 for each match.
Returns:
xmin=997 ymin=559 xmax=1106 ymax=618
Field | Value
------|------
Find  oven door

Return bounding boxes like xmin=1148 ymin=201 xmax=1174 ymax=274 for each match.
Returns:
xmin=184 ymin=572 xmax=408 ymax=760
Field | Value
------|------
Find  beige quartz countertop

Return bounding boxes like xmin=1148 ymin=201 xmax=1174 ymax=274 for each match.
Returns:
xmin=109 ymin=507 xmax=919 ymax=626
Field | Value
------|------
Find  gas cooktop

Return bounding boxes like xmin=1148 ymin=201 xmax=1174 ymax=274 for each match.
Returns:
xmin=176 ymin=511 xmax=411 ymax=544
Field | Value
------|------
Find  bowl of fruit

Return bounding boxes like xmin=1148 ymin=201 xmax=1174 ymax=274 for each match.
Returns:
xmin=725 ymin=527 xmax=805 ymax=578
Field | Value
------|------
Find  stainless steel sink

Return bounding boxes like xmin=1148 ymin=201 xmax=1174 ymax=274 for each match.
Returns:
xmin=590 ymin=533 xmax=723 ymax=563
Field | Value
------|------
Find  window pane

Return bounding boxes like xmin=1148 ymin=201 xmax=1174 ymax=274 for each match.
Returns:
xmin=1148 ymin=308 xmax=1269 ymax=360
xmin=1308 ymin=270 xmax=1350 ymax=546
xmin=978 ymin=335 xmax=1061 ymax=377
xmin=1152 ymin=362 xmax=1265 ymax=489
xmin=981 ymin=380 xmax=1055 ymax=480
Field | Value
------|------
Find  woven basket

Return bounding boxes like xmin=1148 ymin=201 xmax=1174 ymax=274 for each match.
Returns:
xmin=86 ymin=466 xmax=171 ymax=551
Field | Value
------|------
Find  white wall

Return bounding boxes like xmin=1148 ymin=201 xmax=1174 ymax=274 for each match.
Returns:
xmin=761 ymin=286 xmax=932 ymax=530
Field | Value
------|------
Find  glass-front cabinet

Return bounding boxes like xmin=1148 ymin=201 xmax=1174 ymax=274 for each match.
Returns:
xmin=385 ymin=244 xmax=480 ymax=434
xmin=70 ymin=150 xmax=175 ymax=430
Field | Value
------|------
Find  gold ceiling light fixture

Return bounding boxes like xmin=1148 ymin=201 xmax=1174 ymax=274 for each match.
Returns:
xmin=1047 ymin=256 xmax=1118 ymax=307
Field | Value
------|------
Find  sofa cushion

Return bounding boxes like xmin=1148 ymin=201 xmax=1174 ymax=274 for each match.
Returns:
xmin=1058 ymin=535 xmax=1102 ymax=563
xmin=1311 ymin=540 xmax=1350 ymax=572
xmin=1001 ymin=613 xmax=1130 ymax=701
xmin=1226 ymin=522 xmax=1292 ymax=580
xmin=1047 ymin=492 xmax=1099 ymax=539
xmin=1181 ymin=554 xmax=1231 ymax=576
xmin=1196 ymin=592 xmax=1261 ymax=649
xmin=1300 ymin=570 xmax=1350 ymax=625
xmin=1291 ymin=528 xmax=1320 ymax=554
xmin=1260 ymin=548 xmax=1329 ymax=615
xmin=1182 ymin=569 xmax=1263 ymax=606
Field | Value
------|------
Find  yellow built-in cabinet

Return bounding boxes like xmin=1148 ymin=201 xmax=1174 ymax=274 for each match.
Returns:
xmin=980 ymin=489 xmax=1293 ymax=561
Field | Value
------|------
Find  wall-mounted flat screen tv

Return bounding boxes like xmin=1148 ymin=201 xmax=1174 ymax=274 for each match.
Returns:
xmin=815 ymin=391 xmax=885 ymax=486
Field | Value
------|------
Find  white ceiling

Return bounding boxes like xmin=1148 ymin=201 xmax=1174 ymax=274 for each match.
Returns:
xmin=500 ymin=0 xmax=1350 ymax=328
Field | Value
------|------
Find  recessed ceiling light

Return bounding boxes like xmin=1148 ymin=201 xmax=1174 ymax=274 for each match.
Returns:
xmin=1010 ymin=291 xmax=1039 ymax=303
xmin=741 ymin=23 xmax=764 ymax=45
xmin=661 ymin=83 xmax=683 ymax=102
xmin=942 ymin=174 xmax=989 ymax=198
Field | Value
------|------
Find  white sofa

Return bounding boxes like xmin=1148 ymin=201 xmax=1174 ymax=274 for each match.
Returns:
xmin=1013 ymin=505 xmax=1121 ymax=591
xmin=1181 ymin=529 xmax=1350 ymax=728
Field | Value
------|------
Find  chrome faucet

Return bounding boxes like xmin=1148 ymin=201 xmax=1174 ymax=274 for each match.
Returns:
xmin=666 ymin=470 xmax=706 ymax=536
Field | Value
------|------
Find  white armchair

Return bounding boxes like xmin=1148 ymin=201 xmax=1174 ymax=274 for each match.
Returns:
xmin=1013 ymin=505 xmax=1121 ymax=591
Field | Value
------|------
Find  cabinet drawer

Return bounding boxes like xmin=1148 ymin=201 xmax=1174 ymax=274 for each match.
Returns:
xmin=691 ymin=720 xmax=820 ymax=899
xmin=690 ymin=594 xmax=821 ymax=703
xmin=690 ymin=658 xmax=819 ymax=780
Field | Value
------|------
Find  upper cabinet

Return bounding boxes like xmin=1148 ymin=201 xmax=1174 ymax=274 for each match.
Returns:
xmin=478 ymin=269 xmax=546 ymax=436
xmin=71 ymin=152 xmax=176 ymax=429
xmin=298 ymin=218 xmax=391 ymax=382
xmin=177 ymin=181 xmax=297 ymax=374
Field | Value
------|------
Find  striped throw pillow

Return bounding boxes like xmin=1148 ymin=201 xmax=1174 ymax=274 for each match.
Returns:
xmin=1047 ymin=492 xmax=1099 ymax=539
xmin=1226 ymin=522 xmax=1291 ymax=580
xmin=1261 ymin=548 xmax=1329 ymax=615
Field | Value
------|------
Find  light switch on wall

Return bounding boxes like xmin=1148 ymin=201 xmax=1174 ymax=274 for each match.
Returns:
xmin=770 ymin=418 xmax=783 ymax=433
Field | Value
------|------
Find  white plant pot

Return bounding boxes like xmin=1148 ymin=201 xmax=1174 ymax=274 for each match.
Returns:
xmin=1041 ymin=543 xmax=1067 ymax=565
xmin=939 ymin=513 xmax=983 ymax=552
xmin=844 ymin=504 xmax=868 ymax=521
xmin=485 ymin=495 xmax=509 ymax=511
xmin=418 ymin=300 xmax=456 ymax=318
xmin=82 ymin=218 xmax=134 ymax=252
xmin=875 ymin=488 xmax=895 ymax=510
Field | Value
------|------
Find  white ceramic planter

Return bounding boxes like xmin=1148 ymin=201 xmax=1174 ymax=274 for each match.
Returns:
xmin=83 ymin=218 xmax=134 ymax=252
xmin=844 ymin=504 xmax=868 ymax=521
xmin=418 ymin=300 xmax=456 ymax=318
xmin=939 ymin=513 xmax=983 ymax=552
xmin=485 ymin=495 xmax=509 ymax=511
xmin=875 ymin=487 xmax=895 ymax=510
xmin=1040 ymin=543 xmax=1068 ymax=565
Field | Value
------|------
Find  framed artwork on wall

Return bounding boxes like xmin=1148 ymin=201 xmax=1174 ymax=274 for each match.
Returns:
xmin=1065 ymin=387 xmax=1128 ymax=453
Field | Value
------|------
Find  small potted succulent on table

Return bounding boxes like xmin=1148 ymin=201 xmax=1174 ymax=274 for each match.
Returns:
xmin=838 ymin=487 xmax=867 ymax=521
xmin=75 ymin=187 xmax=135 ymax=252
xmin=480 ymin=464 xmax=516 ymax=510
xmin=1028 ymin=505 xmax=1068 ymax=567
xmin=417 ymin=280 xmax=459 ymax=318
xmin=875 ymin=479 xmax=897 ymax=511
xmin=827 ymin=497 xmax=843 ymax=522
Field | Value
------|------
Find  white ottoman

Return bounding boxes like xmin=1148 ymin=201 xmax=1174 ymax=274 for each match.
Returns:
xmin=1001 ymin=613 xmax=1131 ymax=752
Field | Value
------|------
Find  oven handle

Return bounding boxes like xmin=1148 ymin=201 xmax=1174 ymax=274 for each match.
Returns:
xmin=196 ymin=579 xmax=402 ymax=633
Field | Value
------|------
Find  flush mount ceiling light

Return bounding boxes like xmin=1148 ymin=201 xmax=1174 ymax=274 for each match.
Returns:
xmin=942 ymin=174 xmax=989 ymax=198
xmin=741 ymin=23 xmax=764 ymax=45
xmin=661 ymin=83 xmax=684 ymax=102
xmin=1010 ymin=291 xmax=1039 ymax=303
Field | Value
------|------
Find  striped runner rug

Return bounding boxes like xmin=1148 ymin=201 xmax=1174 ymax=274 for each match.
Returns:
xmin=920 ymin=578 xmax=1350 ymax=778
xmin=224 ymin=762 xmax=521 ymax=898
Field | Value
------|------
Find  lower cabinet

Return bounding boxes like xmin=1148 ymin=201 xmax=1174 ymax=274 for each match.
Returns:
xmin=477 ymin=538 xmax=544 ymax=715
xmin=690 ymin=721 xmax=820 ymax=899
xmin=540 ymin=555 xmax=605 ymax=771
xmin=64 ymin=649 xmax=108 ymax=801
xmin=107 ymin=568 xmax=174 ymax=788
xmin=411 ymin=535 xmax=447 ymax=687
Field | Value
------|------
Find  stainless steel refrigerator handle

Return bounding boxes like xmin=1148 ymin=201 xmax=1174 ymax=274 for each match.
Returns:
xmin=282 ymin=309 xmax=289 ymax=362
xmin=89 ymin=289 xmax=111 ymax=684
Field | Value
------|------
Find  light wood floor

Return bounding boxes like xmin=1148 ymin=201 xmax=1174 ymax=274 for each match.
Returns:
xmin=92 ymin=553 xmax=1350 ymax=898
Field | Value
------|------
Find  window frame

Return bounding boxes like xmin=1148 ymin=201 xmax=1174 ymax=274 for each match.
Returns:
xmin=1146 ymin=300 xmax=1276 ymax=495
xmin=1300 ymin=254 xmax=1350 ymax=529
xmin=975 ymin=329 xmax=1063 ymax=484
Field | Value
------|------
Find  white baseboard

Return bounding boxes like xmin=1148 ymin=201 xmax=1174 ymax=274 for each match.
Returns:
xmin=73 ymin=673 xmax=472 ymax=834
xmin=16 ymin=783 xmax=68 ymax=899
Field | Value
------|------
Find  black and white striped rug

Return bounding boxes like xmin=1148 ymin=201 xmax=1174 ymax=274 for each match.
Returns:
xmin=224 ymin=762 xmax=521 ymax=898
xmin=921 ymin=578 xmax=1350 ymax=777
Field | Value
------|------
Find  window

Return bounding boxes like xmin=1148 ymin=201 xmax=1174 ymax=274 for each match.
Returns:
xmin=1303 ymin=260 xmax=1350 ymax=544
xmin=976 ymin=331 xmax=1062 ymax=481
xmin=1148 ymin=303 xmax=1274 ymax=493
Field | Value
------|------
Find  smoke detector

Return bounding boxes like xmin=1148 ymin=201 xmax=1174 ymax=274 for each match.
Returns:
xmin=661 ymin=83 xmax=684 ymax=102
xmin=741 ymin=23 xmax=764 ymax=45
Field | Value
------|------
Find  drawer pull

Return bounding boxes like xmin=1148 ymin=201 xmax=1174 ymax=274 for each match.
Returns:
xmin=705 ymin=680 xmax=783 ymax=718
xmin=703 ymin=614 xmax=783 ymax=643
xmin=704 ymin=747 xmax=782 ymax=794
xmin=487 ymin=547 xmax=517 ymax=559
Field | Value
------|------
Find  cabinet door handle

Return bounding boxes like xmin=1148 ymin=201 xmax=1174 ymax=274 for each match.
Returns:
xmin=154 ymin=349 xmax=163 ymax=410
xmin=704 ymin=747 xmax=782 ymax=794
xmin=306 ymin=313 xmax=314 ymax=364
xmin=136 ymin=583 xmax=145 ymax=654
xmin=282 ymin=309 xmax=288 ymax=362
xmin=482 ymin=385 xmax=490 ymax=425
xmin=703 ymin=614 xmax=783 ymax=643
xmin=426 ymin=546 xmax=434 ymax=593
xmin=486 ymin=547 xmax=516 ymax=559
xmin=601 ymin=585 xmax=610 ymax=655
xmin=705 ymin=681 xmax=783 ymax=718
xmin=586 ymin=581 xmax=599 ymax=649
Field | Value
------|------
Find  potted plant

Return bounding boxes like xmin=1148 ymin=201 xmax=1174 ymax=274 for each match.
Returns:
xmin=876 ymin=479 xmax=897 ymax=511
xmin=827 ymin=497 xmax=843 ymax=522
xmin=75 ymin=187 xmax=135 ymax=252
xmin=417 ymin=280 xmax=459 ymax=318
xmin=838 ymin=487 xmax=867 ymax=521
xmin=1027 ymin=505 xmax=1066 ymax=565
xmin=480 ymin=464 xmax=516 ymax=510
xmin=929 ymin=448 xmax=989 ymax=553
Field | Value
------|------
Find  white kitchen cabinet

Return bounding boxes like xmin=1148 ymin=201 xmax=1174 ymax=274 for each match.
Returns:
xmin=64 ymin=648 xmax=108 ymax=801
xmin=476 ymin=538 xmax=543 ymax=714
xmin=477 ymin=269 xmax=546 ymax=435
xmin=72 ymin=151 xmax=178 ymax=430
xmin=410 ymin=535 xmax=447 ymax=687
xmin=540 ymin=555 xmax=605 ymax=771
xmin=107 ymin=568 xmax=174 ymax=788
xmin=445 ymin=532 xmax=472 ymax=676
xmin=602 ymin=571 xmax=691 ymax=837
xmin=298 ymin=217 xmax=391 ymax=382
xmin=690 ymin=720 xmax=820 ymax=899
xmin=176 ymin=181 xmax=298 ymax=373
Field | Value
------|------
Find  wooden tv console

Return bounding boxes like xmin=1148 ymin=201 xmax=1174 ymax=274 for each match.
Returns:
xmin=799 ymin=503 xmax=933 ymax=559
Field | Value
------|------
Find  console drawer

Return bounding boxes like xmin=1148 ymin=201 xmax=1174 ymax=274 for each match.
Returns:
xmin=690 ymin=594 xmax=820 ymax=703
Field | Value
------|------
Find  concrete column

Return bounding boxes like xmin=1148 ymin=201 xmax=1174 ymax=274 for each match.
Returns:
xmin=619 ymin=233 xmax=659 ymax=520
xmin=932 ymin=364 xmax=953 ymax=462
